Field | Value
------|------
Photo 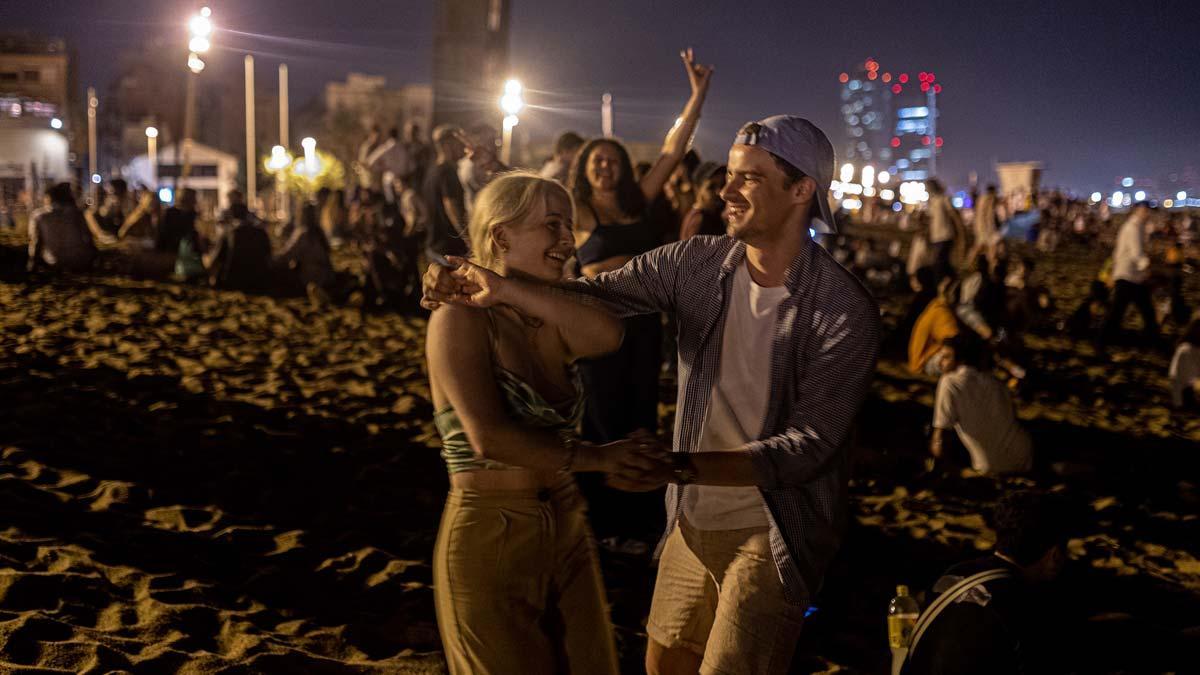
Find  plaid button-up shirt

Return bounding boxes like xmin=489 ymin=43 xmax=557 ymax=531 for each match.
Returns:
xmin=573 ymin=234 xmax=881 ymax=603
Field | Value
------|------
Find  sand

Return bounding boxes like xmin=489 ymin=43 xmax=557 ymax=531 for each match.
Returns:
xmin=0 ymin=225 xmax=1196 ymax=673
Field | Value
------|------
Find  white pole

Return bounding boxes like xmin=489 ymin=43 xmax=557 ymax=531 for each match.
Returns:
xmin=87 ymin=87 xmax=97 ymax=203
xmin=278 ymin=63 xmax=288 ymax=147
xmin=601 ymin=92 xmax=613 ymax=138
xmin=148 ymin=134 xmax=157 ymax=188
xmin=927 ymin=86 xmax=937 ymax=178
xmin=245 ymin=55 xmax=256 ymax=212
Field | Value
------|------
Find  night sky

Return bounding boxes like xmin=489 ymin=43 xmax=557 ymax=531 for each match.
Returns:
xmin=4 ymin=0 xmax=1199 ymax=194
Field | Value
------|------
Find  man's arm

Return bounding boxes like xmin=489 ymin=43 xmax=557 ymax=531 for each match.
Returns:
xmin=27 ymin=215 xmax=41 ymax=269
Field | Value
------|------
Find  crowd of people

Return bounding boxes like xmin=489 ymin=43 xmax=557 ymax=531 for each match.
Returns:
xmin=9 ymin=42 xmax=1198 ymax=674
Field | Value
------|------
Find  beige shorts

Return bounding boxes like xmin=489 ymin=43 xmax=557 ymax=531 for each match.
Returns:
xmin=433 ymin=480 xmax=619 ymax=675
xmin=647 ymin=517 xmax=807 ymax=675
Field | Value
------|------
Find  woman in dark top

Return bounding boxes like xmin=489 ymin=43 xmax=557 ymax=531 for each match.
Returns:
xmin=566 ymin=48 xmax=712 ymax=538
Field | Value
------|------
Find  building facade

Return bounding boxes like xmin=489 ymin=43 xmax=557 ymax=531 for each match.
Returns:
xmin=432 ymin=0 xmax=510 ymax=128
xmin=838 ymin=60 xmax=942 ymax=182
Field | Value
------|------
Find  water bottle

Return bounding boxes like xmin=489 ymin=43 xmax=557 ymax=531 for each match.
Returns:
xmin=887 ymin=584 xmax=920 ymax=649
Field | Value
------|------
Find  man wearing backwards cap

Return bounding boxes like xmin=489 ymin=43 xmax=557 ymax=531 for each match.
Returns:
xmin=424 ymin=115 xmax=881 ymax=674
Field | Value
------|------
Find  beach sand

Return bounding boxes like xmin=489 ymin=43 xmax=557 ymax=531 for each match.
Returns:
xmin=0 ymin=227 xmax=1196 ymax=673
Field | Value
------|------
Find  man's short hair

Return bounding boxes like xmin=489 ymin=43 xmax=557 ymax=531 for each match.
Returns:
xmin=944 ymin=333 xmax=987 ymax=369
xmin=554 ymin=131 xmax=585 ymax=156
xmin=762 ymin=148 xmax=819 ymax=221
xmin=47 ymin=182 xmax=75 ymax=205
xmin=432 ymin=124 xmax=460 ymax=144
xmin=992 ymin=490 xmax=1079 ymax=566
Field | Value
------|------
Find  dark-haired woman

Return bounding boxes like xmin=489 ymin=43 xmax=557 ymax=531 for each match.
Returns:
xmin=566 ymin=49 xmax=712 ymax=536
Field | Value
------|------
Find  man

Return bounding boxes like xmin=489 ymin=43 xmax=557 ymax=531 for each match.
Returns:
xmin=28 ymin=182 xmax=96 ymax=272
xmin=903 ymin=490 xmax=1077 ymax=674
xmin=678 ymin=161 xmax=727 ymax=240
xmin=1100 ymin=203 xmax=1158 ymax=351
xmin=425 ymin=116 xmax=881 ymax=674
xmin=930 ymin=334 xmax=1032 ymax=475
xmin=366 ymin=127 xmax=415 ymax=189
xmin=927 ymin=179 xmax=964 ymax=283
xmin=422 ymin=124 xmax=468 ymax=262
xmin=539 ymin=130 xmax=585 ymax=185
xmin=157 ymin=187 xmax=199 ymax=256
xmin=969 ymin=184 xmax=999 ymax=260
xmin=456 ymin=123 xmax=507 ymax=217
xmin=403 ymin=121 xmax=432 ymax=185
xmin=208 ymin=201 xmax=272 ymax=294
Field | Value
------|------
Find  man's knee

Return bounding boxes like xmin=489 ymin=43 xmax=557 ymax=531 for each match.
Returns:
xmin=646 ymin=638 xmax=703 ymax=675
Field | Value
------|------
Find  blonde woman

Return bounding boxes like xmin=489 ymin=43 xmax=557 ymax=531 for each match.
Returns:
xmin=427 ymin=172 xmax=660 ymax=674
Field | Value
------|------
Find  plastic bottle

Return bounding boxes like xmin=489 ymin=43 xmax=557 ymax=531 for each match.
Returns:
xmin=887 ymin=584 xmax=921 ymax=649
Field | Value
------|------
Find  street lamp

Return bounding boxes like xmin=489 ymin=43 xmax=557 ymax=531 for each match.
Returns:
xmin=301 ymin=137 xmax=318 ymax=176
xmin=181 ymin=6 xmax=213 ymax=183
xmin=145 ymin=126 xmax=159 ymax=189
xmin=499 ymin=78 xmax=524 ymax=166
xmin=265 ymin=145 xmax=293 ymax=221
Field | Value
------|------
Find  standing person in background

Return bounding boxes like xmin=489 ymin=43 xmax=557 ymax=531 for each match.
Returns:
xmin=366 ymin=127 xmax=414 ymax=191
xmin=403 ymin=122 xmax=432 ymax=186
xmin=28 ymin=182 xmax=96 ymax=272
xmin=678 ymin=161 xmax=727 ymax=240
xmin=540 ymin=131 xmax=586 ymax=185
xmin=1168 ymin=318 xmax=1200 ymax=411
xmin=457 ymin=123 xmax=508 ymax=217
xmin=662 ymin=149 xmax=702 ymax=241
xmin=423 ymin=125 xmax=469 ymax=262
xmin=927 ymin=179 xmax=965 ymax=283
xmin=1099 ymin=203 xmax=1159 ymax=352
xmin=970 ymin=184 xmax=999 ymax=260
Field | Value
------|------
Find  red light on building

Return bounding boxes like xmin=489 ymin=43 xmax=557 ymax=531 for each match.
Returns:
xmin=891 ymin=137 xmax=901 ymax=148
xmin=882 ymin=72 xmax=892 ymax=82
xmin=839 ymin=73 xmax=849 ymax=83
xmin=921 ymin=82 xmax=931 ymax=92
xmin=899 ymin=74 xmax=909 ymax=83
xmin=922 ymin=136 xmax=931 ymax=146
xmin=866 ymin=59 xmax=879 ymax=71
xmin=867 ymin=71 xmax=877 ymax=80
xmin=919 ymin=71 xmax=928 ymax=81
xmin=892 ymin=84 xmax=902 ymax=94
xmin=928 ymin=73 xmax=936 ymax=82
xmin=935 ymin=137 xmax=944 ymax=147
xmin=933 ymin=84 xmax=942 ymax=94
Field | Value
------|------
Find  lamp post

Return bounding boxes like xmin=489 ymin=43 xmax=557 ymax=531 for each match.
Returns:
xmin=145 ymin=126 xmax=159 ymax=189
xmin=266 ymin=144 xmax=292 ymax=222
xmin=244 ymin=55 xmax=256 ymax=213
xmin=181 ymin=6 xmax=213 ymax=184
xmin=301 ymin=137 xmax=318 ymax=177
xmin=499 ymin=78 xmax=524 ymax=166
xmin=86 ymin=87 xmax=97 ymax=204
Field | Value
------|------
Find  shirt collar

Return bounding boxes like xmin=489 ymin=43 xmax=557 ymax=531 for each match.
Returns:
xmin=719 ymin=237 xmax=815 ymax=295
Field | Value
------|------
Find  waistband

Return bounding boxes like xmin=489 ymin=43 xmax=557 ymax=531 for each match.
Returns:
xmin=445 ymin=476 xmax=579 ymax=506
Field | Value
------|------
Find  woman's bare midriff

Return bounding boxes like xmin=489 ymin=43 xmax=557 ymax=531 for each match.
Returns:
xmin=449 ymin=466 xmax=565 ymax=491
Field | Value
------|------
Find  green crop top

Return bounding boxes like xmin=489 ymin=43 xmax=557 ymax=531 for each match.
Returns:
xmin=433 ymin=310 xmax=585 ymax=474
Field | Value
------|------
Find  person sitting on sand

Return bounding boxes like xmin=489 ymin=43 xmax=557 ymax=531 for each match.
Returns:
xmin=901 ymin=490 xmax=1077 ymax=675
xmin=28 ymin=182 xmax=96 ymax=273
xmin=1065 ymin=280 xmax=1109 ymax=340
xmin=931 ymin=334 xmax=1032 ymax=475
xmin=208 ymin=202 xmax=272 ymax=294
xmin=909 ymin=277 xmax=961 ymax=376
xmin=426 ymin=172 xmax=655 ymax=674
xmin=277 ymin=202 xmax=335 ymax=296
xmin=1168 ymin=318 xmax=1200 ymax=411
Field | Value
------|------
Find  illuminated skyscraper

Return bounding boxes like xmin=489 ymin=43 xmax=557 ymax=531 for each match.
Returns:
xmin=838 ymin=61 xmax=943 ymax=181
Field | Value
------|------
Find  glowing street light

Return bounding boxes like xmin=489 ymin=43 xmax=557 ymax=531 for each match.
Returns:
xmin=301 ymin=137 xmax=318 ymax=175
xmin=145 ymin=126 xmax=159 ymax=188
xmin=840 ymin=162 xmax=854 ymax=183
xmin=499 ymin=78 xmax=525 ymax=166
xmin=182 ymin=7 xmax=214 ymax=182
xmin=266 ymin=145 xmax=292 ymax=172
xmin=1090 ymin=191 xmax=1102 ymax=203
xmin=1177 ymin=191 xmax=1187 ymax=201
xmin=877 ymin=170 xmax=890 ymax=185
xmin=50 ymin=117 xmax=62 ymax=130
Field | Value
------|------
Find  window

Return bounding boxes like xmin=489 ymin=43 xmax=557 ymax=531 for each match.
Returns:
xmin=0 ymin=72 xmax=18 ymax=82
xmin=23 ymin=70 xmax=39 ymax=82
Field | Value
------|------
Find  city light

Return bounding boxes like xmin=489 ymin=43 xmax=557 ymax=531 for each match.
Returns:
xmin=1110 ymin=190 xmax=1123 ymax=207
xmin=188 ymin=53 xmax=205 ymax=73
xmin=301 ymin=137 xmax=318 ymax=175
xmin=841 ymin=198 xmax=863 ymax=210
xmin=189 ymin=14 xmax=213 ymax=38
xmin=861 ymin=165 xmax=875 ymax=189
xmin=840 ymin=163 xmax=854 ymax=182
xmin=1178 ymin=191 xmax=1187 ymax=201
xmin=145 ymin=126 xmax=158 ymax=138
xmin=500 ymin=79 xmax=524 ymax=115
xmin=50 ymin=117 xmax=62 ymax=129
xmin=189 ymin=36 xmax=210 ymax=53
xmin=880 ymin=189 xmax=895 ymax=200
xmin=1164 ymin=199 xmax=1175 ymax=208
xmin=1122 ymin=177 xmax=1133 ymax=187
xmin=158 ymin=187 xmax=174 ymax=203
xmin=266 ymin=145 xmax=292 ymax=172
xmin=878 ymin=171 xmax=890 ymax=184
xmin=1134 ymin=190 xmax=1146 ymax=201
xmin=1090 ymin=191 xmax=1102 ymax=203
xmin=91 ymin=173 xmax=101 ymax=184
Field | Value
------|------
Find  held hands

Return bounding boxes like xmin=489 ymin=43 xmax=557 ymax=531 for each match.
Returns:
xmin=588 ymin=430 xmax=675 ymax=492
xmin=421 ymin=256 xmax=506 ymax=310
xmin=681 ymin=47 xmax=714 ymax=99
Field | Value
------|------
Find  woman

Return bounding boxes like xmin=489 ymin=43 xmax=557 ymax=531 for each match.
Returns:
xmin=427 ymin=172 xmax=652 ymax=674
xmin=567 ymin=48 xmax=712 ymax=445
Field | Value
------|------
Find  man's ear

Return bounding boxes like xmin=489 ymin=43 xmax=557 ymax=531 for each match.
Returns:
xmin=792 ymin=175 xmax=818 ymax=206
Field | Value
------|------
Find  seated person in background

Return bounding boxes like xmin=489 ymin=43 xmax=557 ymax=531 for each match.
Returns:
xmin=87 ymin=178 xmax=135 ymax=242
xmin=956 ymin=244 xmax=1009 ymax=343
xmin=28 ymin=182 xmax=96 ymax=273
xmin=903 ymin=490 xmax=1077 ymax=675
xmin=909 ymin=277 xmax=961 ymax=376
xmin=1169 ymin=318 xmax=1200 ymax=410
xmin=208 ymin=202 xmax=273 ymax=294
xmin=1065 ymin=280 xmax=1109 ymax=340
xmin=931 ymin=334 xmax=1033 ymax=475
xmin=156 ymin=188 xmax=199 ymax=256
xmin=1004 ymin=255 xmax=1054 ymax=335
xmin=677 ymin=161 xmax=726 ymax=239
xmin=277 ymin=202 xmax=335 ymax=295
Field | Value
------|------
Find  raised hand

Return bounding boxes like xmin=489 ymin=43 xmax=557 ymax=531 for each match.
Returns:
xmin=681 ymin=47 xmax=714 ymax=98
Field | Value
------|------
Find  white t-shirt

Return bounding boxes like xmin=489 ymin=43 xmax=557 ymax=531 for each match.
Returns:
xmin=1169 ymin=343 xmax=1200 ymax=408
xmin=933 ymin=366 xmax=1033 ymax=474
xmin=1112 ymin=216 xmax=1150 ymax=284
xmin=684 ymin=262 xmax=789 ymax=530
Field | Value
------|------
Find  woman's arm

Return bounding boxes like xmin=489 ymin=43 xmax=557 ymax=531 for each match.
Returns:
xmin=638 ymin=49 xmax=713 ymax=204
xmin=581 ymin=255 xmax=633 ymax=278
xmin=442 ymin=256 xmax=624 ymax=360
xmin=428 ymin=305 xmax=647 ymax=473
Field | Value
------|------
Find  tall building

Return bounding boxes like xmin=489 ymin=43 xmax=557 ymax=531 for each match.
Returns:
xmin=432 ymin=0 xmax=510 ymax=128
xmin=838 ymin=58 xmax=892 ymax=166
xmin=838 ymin=60 xmax=943 ymax=182
xmin=0 ymin=34 xmax=73 ymax=115
xmin=0 ymin=34 xmax=75 ymax=194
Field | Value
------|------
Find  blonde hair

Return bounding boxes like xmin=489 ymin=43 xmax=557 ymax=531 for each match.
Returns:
xmin=467 ymin=171 xmax=573 ymax=272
